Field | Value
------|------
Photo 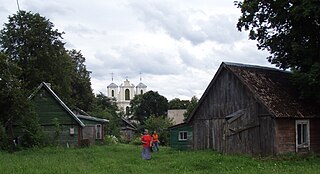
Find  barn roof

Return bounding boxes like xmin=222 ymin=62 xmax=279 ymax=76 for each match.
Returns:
xmin=187 ymin=62 xmax=320 ymax=122
xmin=28 ymin=82 xmax=85 ymax=127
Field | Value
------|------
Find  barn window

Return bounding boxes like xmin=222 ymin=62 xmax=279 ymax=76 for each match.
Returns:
xmin=96 ymin=124 xmax=102 ymax=139
xmin=111 ymin=90 xmax=115 ymax=97
xmin=296 ymin=120 xmax=310 ymax=150
xmin=125 ymin=89 xmax=130 ymax=100
xmin=178 ymin=131 xmax=188 ymax=141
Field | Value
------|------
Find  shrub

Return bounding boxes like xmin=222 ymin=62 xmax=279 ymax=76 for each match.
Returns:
xmin=105 ymin=135 xmax=118 ymax=145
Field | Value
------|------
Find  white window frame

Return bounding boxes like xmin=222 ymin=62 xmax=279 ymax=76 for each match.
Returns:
xmin=295 ymin=120 xmax=310 ymax=152
xmin=178 ymin=131 xmax=188 ymax=141
xmin=95 ymin=124 xmax=102 ymax=139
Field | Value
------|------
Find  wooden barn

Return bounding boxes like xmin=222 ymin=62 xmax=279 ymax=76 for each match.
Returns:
xmin=187 ymin=62 xmax=320 ymax=155
xmin=169 ymin=123 xmax=193 ymax=150
xmin=28 ymin=82 xmax=85 ymax=147
xmin=120 ymin=117 xmax=138 ymax=141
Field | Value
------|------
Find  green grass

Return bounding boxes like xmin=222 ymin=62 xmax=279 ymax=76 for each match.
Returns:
xmin=1 ymin=144 xmax=320 ymax=174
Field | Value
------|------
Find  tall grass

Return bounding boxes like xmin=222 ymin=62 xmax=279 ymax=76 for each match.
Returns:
xmin=0 ymin=144 xmax=319 ymax=174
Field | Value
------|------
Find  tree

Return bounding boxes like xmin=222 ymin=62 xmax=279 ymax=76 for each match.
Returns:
xmin=0 ymin=10 xmax=73 ymax=103
xmin=130 ymin=91 xmax=168 ymax=124
xmin=90 ymin=93 xmax=120 ymax=137
xmin=183 ymin=96 xmax=198 ymax=120
xmin=68 ymin=49 xmax=95 ymax=111
xmin=0 ymin=53 xmax=44 ymax=150
xmin=168 ymin=98 xmax=190 ymax=109
xmin=144 ymin=115 xmax=173 ymax=145
xmin=235 ymin=0 xmax=320 ymax=103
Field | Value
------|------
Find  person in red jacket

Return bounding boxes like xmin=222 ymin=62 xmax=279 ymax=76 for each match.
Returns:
xmin=141 ymin=129 xmax=152 ymax=160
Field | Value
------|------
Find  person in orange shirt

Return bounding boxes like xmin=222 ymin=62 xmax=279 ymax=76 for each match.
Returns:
xmin=152 ymin=130 xmax=160 ymax=152
xmin=141 ymin=129 xmax=152 ymax=160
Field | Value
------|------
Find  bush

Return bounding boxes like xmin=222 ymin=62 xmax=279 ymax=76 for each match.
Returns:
xmin=130 ymin=136 xmax=142 ymax=146
xmin=105 ymin=135 xmax=118 ymax=145
xmin=0 ymin=123 xmax=9 ymax=150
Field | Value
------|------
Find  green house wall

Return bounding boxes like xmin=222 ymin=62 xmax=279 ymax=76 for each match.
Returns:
xmin=31 ymin=88 xmax=81 ymax=146
xmin=169 ymin=124 xmax=193 ymax=150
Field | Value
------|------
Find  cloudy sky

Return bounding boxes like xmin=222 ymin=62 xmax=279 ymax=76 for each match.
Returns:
xmin=0 ymin=0 xmax=273 ymax=100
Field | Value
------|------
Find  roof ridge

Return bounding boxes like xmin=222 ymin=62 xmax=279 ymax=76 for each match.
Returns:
xmin=223 ymin=62 xmax=291 ymax=74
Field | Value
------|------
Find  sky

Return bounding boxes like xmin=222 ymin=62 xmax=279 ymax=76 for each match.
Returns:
xmin=0 ymin=0 xmax=273 ymax=100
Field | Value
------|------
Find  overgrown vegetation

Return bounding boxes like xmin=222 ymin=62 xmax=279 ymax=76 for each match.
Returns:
xmin=1 ymin=144 xmax=319 ymax=174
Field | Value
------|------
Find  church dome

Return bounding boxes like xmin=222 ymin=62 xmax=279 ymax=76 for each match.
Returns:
xmin=136 ymin=82 xmax=147 ymax=88
xmin=107 ymin=82 xmax=118 ymax=88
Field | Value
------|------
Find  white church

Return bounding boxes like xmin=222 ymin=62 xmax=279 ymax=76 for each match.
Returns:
xmin=107 ymin=77 xmax=147 ymax=114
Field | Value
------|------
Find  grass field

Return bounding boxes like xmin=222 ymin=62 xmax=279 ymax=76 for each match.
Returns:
xmin=1 ymin=144 xmax=320 ymax=174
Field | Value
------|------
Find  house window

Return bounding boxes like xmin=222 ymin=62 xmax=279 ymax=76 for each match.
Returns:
xmin=96 ymin=124 xmax=102 ymax=139
xmin=111 ymin=90 xmax=115 ymax=97
xmin=296 ymin=120 xmax=310 ymax=150
xmin=125 ymin=89 xmax=130 ymax=100
xmin=178 ymin=131 xmax=188 ymax=141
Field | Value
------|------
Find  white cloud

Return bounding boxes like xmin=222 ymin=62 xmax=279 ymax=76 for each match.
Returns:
xmin=0 ymin=0 xmax=274 ymax=100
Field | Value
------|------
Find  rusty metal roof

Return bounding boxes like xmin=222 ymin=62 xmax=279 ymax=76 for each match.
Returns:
xmin=224 ymin=62 xmax=320 ymax=118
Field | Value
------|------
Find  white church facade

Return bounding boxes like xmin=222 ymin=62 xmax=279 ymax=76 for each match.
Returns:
xmin=107 ymin=78 xmax=147 ymax=114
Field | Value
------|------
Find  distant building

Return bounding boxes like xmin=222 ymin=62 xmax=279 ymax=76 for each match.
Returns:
xmin=167 ymin=109 xmax=187 ymax=125
xmin=107 ymin=78 xmax=147 ymax=114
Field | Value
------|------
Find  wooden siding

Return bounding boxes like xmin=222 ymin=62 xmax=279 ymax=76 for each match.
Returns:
xmin=32 ymin=88 xmax=81 ymax=146
xmin=310 ymin=119 xmax=320 ymax=153
xmin=190 ymin=68 xmax=276 ymax=155
xmin=42 ymin=125 xmax=80 ymax=146
xmin=33 ymin=88 xmax=78 ymax=125
xmin=276 ymin=118 xmax=320 ymax=154
xmin=169 ymin=124 xmax=193 ymax=150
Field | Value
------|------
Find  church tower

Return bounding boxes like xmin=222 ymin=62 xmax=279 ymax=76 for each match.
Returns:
xmin=136 ymin=74 xmax=147 ymax=95
xmin=107 ymin=73 xmax=118 ymax=99
xmin=118 ymin=78 xmax=135 ymax=114
xmin=106 ymin=74 xmax=148 ymax=115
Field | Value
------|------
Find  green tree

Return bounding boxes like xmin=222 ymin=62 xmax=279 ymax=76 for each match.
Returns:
xmin=90 ymin=93 xmax=120 ymax=137
xmin=0 ymin=53 xmax=44 ymax=149
xmin=183 ymin=96 xmax=198 ymax=120
xmin=235 ymin=0 xmax=320 ymax=103
xmin=168 ymin=98 xmax=190 ymax=109
xmin=130 ymin=91 xmax=168 ymax=124
xmin=0 ymin=10 xmax=73 ymax=103
xmin=68 ymin=49 xmax=95 ymax=111
xmin=144 ymin=115 xmax=173 ymax=145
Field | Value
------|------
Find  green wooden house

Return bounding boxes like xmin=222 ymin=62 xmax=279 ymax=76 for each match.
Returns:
xmin=169 ymin=123 xmax=193 ymax=150
xmin=28 ymin=82 xmax=85 ymax=147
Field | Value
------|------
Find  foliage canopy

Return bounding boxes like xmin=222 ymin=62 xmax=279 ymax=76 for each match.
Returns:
xmin=235 ymin=0 xmax=320 ymax=103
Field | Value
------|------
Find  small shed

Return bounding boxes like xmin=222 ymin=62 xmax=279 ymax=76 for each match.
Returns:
xmin=77 ymin=115 xmax=108 ymax=145
xmin=28 ymin=82 xmax=85 ymax=147
xmin=169 ymin=123 xmax=193 ymax=150
xmin=120 ymin=117 xmax=138 ymax=140
xmin=187 ymin=62 xmax=320 ymax=155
